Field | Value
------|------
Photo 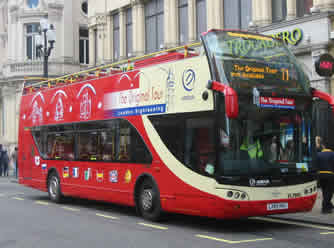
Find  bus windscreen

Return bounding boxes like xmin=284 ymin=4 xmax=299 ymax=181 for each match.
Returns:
xmin=202 ymin=30 xmax=310 ymax=94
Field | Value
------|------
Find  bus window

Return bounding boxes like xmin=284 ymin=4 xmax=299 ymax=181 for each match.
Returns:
xmin=78 ymin=131 xmax=100 ymax=161
xmin=47 ymin=133 xmax=75 ymax=160
xmin=100 ymin=131 xmax=115 ymax=161
xmin=149 ymin=113 xmax=216 ymax=177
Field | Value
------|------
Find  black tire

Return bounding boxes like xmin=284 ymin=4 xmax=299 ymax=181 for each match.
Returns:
xmin=138 ymin=179 xmax=162 ymax=221
xmin=47 ymin=172 xmax=63 ymax=203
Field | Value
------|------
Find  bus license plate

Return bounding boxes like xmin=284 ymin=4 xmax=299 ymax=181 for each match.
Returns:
xmin=267 ymin=202 xmax=288 ymax=211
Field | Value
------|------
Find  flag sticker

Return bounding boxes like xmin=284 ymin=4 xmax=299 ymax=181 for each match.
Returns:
xmin=41 ymin=164 xmax=47 ymax=170
xmin=96 ymin=171 xmax=104 ymax=182
xmin=84 ymin=168 xmax=91 ymax=181
xmin=35 ymin=156 xmax=40 ymax=166
xmin=109 ymin=170 xmax=118 ymax=183
xmin=63 ymin=167 xmax=69 ymax=178
xmin=72 ymin=168 xmax=79 ymax=178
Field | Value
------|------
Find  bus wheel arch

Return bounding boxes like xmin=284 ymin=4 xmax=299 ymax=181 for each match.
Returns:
xmin=47 ymin=168 xmax=63 ymax=203
xmin=134 ymin=174 xmax=162 ymax=221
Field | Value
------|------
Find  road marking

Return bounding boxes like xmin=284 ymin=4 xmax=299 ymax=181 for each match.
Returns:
xmin=320 ymin=232 xmax=334 ymax=235
xmin=195 ymin=234 xmax=272 ymax=244
xmin=0 ymin=193 xmax=5 ymax=197
xmin=12 ymin=197 xmax=24 ymax=201
xmin=35 ymin=201 xmax=49 ymax=206
xmin=61 ymin=206 xmax=80 ymax=212
xmin=137 ymin=222 xmax=168 ymax=230
xmin=96 ymin=213 xmax=119 ymax=220
xmin=252 ymin=217 xmax=334 ymax=231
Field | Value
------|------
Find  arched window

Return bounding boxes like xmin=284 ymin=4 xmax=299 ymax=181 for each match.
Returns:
xmin=27 ymin=0 xmax=39 ymax=8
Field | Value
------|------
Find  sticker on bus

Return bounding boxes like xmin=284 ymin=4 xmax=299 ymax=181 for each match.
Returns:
xmin=267 ymin=202 xmax=288 ymax=211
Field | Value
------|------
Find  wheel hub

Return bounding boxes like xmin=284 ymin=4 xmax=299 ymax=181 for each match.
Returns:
xmin=141 ymin=189 xmax=153 ymax=211
xmin=49 ymin=177 xmax=58 ymax=198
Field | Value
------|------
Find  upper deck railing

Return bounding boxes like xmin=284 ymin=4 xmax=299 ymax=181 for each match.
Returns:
xmin=23 ymin=42 xmax=202 ymax=94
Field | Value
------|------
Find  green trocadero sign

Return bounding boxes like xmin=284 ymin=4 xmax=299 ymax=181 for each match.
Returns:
xmin=271 ymin=28 xmax=303 ymax=46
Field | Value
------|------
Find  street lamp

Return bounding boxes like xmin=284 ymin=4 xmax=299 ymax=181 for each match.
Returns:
xmin=36 ymin=18 xmax=56 ymax=79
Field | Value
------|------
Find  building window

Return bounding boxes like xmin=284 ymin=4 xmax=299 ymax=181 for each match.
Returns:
xmin=179 ymin=0 xmax=188 ymax=44
xmin=126 ymin=8 xmax=133 ymax=57
xmin=272 ymin=0 xmax=287 ymax=23
xmin=223 ymin=0 xmax=252 ymax=30
xmin=27 ymin=0 xmax=39 ymax=8
xmin=113 ymin=13 xmax=120 ymax=61
xmin=79 ymin=28 xmax=89 ymax=64
xmin=26 ymin=23 xmax=41 ymax=60
xmin=145 ymin=0 xmax=164 ymax=53
xmin=196 ymin=0 xmax=207 ymax=40
xmin=297 ymin=0 xmax=313 ymax=17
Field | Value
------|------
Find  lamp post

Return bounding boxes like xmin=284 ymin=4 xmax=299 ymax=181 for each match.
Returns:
xmin=36 ymin=18 xmax=56 ymax=79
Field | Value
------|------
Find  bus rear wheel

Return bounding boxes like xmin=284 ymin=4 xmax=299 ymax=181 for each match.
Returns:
xmin=138 ymin=179 xmax=162 ymax=221
xmin=48 ymin=172 xmax=63 ymax=203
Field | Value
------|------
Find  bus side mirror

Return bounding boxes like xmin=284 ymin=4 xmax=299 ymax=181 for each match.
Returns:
xmin=207 ymin=80 xmax=239 ymax=119
xmin=312 ymin=88 xmax=334 ymax=115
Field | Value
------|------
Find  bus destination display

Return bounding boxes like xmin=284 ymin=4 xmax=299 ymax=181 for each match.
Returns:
xmin=230 ymin=62 xmax=291 ymax=82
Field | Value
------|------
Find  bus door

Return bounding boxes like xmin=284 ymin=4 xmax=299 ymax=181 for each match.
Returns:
xmin=21 ymin=128 xmax=33 ymax=179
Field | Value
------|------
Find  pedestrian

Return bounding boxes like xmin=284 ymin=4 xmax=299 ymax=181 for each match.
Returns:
xmin=0 ymin=144 xmax=3 ymax=176
xmin=316 ymin=136 xmax=325 ymax=153
xmin=1 ymin=150 xmax=9 ymax=177
xmin=11 ymin=147 xmax=18 ymax=178
xmin=316 ymin=141 xmax=334 ymax=214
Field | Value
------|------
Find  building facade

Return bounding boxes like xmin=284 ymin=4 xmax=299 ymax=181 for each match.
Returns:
xmin=0 ymin=0 xmax=89 ymax=150
xmin=88 ymin=0 xmax=334 ymax=142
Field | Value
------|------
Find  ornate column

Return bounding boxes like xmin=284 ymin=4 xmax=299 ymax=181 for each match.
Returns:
xmin=207 ymin=0 xmax=223 ymax=30
xmin=1 ymin=85 xmax=17 ymax=144
xmin=286 ymin=0 xmax=297 ymax=20
xmin=164 ymin=0 xmax=178 ymax=48
xmin=104 ymin=14 xmax=113 ymax=64
xmin=251 ymin=0 xmax=260 ymax=26
xmin=188 ymin=0 xmax=196 ymax=43
xmin=88 ymin=28 xmax=96 ymax=66
xmin=322 ymin=0 xmax=334 ymax=10
xmin=260 ymin=0 xmax=272 ymax=26
xmin=132 ymin=0 xmax=145 ymax=56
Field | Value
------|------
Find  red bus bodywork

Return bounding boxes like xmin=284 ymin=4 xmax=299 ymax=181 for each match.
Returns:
xmin=18 ymin=50 xmax=317 ymax=220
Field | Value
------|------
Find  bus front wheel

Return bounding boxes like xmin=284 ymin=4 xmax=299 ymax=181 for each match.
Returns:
xmin=138 ymin=179 xmax=162 ymax=221
xmin=48 ymin=172 xmax=63 ymax=203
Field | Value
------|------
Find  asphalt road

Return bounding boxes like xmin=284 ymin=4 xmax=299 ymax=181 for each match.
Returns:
xmin=0 ymin=177 xmax=333 ymax=248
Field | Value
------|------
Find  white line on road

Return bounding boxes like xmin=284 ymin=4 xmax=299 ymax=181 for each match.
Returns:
xmin=96 ymin=213 xmax=119 ymax=220
xmin=35 ymin=201 xmax=49 ymax=206
xmin=12 ymin=197 xmax=24 ymax=201
xmin=252 ymin=217 xmax=334 ymax=231
xmin=195 ymin=234 xmax=273 ymax=244
xmin=61 ymin=206 xmax=80 ymax=212
xmin=320 ymin=232 xmax=334 ymax=235
xmin=137 ymin=222 xmax=168 ymax=230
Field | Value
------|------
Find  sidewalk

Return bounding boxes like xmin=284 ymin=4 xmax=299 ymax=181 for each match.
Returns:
xmin=271 ymin=189 xmax=334 ymax=226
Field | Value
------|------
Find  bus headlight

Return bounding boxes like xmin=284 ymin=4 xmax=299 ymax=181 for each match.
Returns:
xmin=225 ymin=190 xmax=249 ymax=201
xmin=304 ymin=185 xmax=317 ymax=196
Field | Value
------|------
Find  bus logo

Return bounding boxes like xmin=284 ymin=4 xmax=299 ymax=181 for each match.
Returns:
xmin=80 ymin=91 xmax=92 ymax=120
xmin=182 ymin=69 xmax=196 ymax=92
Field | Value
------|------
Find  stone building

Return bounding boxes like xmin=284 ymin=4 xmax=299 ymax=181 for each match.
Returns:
xmin=88 ymin=0 xmax=334 ymax=142
xmin=0 ymin=0 xmax=89 ymax=150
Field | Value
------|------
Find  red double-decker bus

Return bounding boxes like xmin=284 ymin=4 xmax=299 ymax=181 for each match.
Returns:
xmin=18 ymin=30 xmax=334 ymax=221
